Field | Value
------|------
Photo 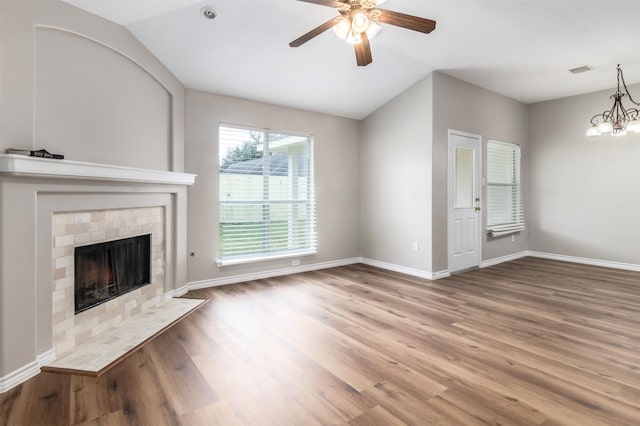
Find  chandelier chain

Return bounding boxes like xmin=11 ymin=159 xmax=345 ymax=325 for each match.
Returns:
xmin=619 ymin=64 xmax=640 ymax=106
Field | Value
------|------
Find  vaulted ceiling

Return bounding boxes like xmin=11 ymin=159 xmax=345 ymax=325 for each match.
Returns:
xmin=62 ymin=0 xmax=640 ymax=119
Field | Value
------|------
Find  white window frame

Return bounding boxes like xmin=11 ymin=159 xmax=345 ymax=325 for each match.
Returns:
xmin=486 ymin=140 xmax=525 ymax=237
xmin=217 ymin=123 xmax=316 ymax=266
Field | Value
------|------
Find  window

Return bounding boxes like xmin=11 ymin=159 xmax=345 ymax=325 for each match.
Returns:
xmin=486 ymin=140 xmax=524 ymax=237
xmin=217 ymin=123 xmax=315 ymax=265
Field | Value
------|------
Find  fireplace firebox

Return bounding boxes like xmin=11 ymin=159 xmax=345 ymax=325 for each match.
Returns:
xmin=74 ymin=234 xmax=151 ymax=314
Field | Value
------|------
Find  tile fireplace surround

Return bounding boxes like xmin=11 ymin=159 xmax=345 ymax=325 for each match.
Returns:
xmin=0 ymin=154 xmax=196 ymax=392
xmin=52 ymin=207 xmax=165 ymax=355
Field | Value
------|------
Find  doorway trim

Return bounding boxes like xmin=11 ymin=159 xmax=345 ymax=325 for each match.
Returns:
xmin=447 ymin=129 xmax=482 ymax=273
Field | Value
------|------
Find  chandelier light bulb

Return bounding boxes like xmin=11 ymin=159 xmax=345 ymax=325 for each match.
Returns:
xmin=586 ymin=126 xmax=601 ymax=137
xmin=597 ymin=121 xmax=613 ymax=134
xmin=626 ymin=119 xmax=640 ymax=133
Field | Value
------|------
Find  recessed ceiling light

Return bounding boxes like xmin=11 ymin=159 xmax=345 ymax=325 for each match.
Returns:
xmin=569 ymin=65 xmax=593 ymax=74
xmin=201 ymin=6 xmax=217 ymax=20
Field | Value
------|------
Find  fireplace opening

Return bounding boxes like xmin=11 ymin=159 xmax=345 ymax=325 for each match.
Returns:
xmin=74 ymin=234 xmax=151 ymax=314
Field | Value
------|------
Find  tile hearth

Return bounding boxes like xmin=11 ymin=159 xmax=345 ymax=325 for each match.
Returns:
xmin=42 ymin=297 xmax=206 ymax=375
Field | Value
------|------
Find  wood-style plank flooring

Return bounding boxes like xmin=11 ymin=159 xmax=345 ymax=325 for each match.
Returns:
xmin=1 ymin=257 xmax=639 ymax=425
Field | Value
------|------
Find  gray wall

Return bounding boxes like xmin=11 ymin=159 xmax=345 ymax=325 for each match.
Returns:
xmin=432 ymin=72 xmax=529 ymax=271
xmin=185 ymin=90 xmax=361 ymax=283
xmin=360 ymin=75 xmax=434 ymax=272
xmin=0 ymin=0 xmax=184 ymax=171
xmin=528 ymin=85 xmax=640 ymax=264
xmin=360 ymin=72 xmax=528 ymax=275
xmin=0 ymin=0 xmax=187 ymax=380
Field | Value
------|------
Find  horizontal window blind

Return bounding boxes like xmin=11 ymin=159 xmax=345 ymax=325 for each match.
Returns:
xmin=487 ymin=140 xmax=524 ymax=237
xmin=218 ymin=123 xmax=315 ymax=265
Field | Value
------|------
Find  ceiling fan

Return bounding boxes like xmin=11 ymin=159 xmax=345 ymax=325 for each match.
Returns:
xmin=289 ymin=0 xmax=436 ymax=66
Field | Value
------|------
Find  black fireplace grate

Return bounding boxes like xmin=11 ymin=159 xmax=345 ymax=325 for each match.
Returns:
xmin=74 ymin=234 xmax=151 ymax=314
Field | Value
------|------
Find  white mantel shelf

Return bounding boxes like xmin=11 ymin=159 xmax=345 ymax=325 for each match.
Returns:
xmin=0 ymin=154 xmax=196 ymax=185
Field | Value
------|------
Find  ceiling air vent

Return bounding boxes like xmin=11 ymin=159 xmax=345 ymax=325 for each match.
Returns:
xmin=569 ymin=65 xmax=593 ymax=74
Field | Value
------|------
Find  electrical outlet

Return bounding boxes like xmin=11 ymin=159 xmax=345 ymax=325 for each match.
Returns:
xmin=292 ymin=259 xmax=300 ymax=266
xmin=412 ymin=241 xmax=419 ymax=251
xmin=511 ymin=235 xmax=515 ymax=242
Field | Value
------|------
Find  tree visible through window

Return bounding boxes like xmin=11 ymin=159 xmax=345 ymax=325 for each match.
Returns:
xmin=217 ymin=124 xmax=316 ymax=265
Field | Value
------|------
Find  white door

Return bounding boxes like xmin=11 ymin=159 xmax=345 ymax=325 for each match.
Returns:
xmin=448 ymin=130 xmax=481 ymax=273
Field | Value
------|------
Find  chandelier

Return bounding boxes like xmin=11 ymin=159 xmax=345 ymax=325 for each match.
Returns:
xmin=587 ymin=64 xmax=640 ymax=136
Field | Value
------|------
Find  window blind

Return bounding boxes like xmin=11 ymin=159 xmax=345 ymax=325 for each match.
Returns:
xmin=218 ymin=123 xmax=316 ymax=265
xmin=486 ymin=140 xmax=524 ymax=237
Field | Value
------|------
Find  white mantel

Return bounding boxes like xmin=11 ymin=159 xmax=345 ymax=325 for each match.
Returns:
xmin=0 ymin=154 xmax=196 ymax=185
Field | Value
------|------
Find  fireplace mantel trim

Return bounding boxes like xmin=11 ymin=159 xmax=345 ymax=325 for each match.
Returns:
xmin=0 ymin=154 xmax=196 ymax=185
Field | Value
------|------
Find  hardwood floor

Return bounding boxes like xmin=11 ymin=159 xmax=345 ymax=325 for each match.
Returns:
xmin=1 ymin=257 xmax=639 ymax=425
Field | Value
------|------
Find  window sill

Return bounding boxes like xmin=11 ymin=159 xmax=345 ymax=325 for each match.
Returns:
xmin=487 ymin=225 xmax=525 ymax=237
xmin=217 ymin=250 xmax=316 ymax=267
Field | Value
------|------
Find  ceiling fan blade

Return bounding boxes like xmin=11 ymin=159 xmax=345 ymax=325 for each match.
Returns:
xmin=354 ymin=33 xmax=373 ymax=66
xmin=289 ymin=17 xmax=343 ymax=47
xmin=296 ymin=0 xmax=346 ymax=8
xmin=377 ymin=9 xmax=436 ymax=34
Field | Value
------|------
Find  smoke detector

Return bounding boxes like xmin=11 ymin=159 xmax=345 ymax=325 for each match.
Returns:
xmin=201 ymin=6 xmax=217 ymax=20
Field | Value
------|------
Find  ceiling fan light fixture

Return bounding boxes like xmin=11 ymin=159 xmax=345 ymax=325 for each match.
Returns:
xmin=346 ymin=30 xmax=362 ymax=45
xmin=333 ymin=14 xmax=380 ymax=43
xmin=332 ymin=17 xmax=351 ymax=40
xmin=365 ymin=20 xmax=381 ymax=40
xmin=289 ymin=0 xmax=437 ymax=66
xmin=351 ymin=12 xmax=370 ymax=33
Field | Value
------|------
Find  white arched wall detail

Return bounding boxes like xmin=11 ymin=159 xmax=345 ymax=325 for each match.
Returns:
xmin=33 ymin=25 xmax=175 ymax=171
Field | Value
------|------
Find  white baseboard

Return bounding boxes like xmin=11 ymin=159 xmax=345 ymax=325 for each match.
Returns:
xmin=527 ymin=251 xmax=640 ymax=272
xmin=38 ymin=348 xmax=57 ymax=365
xmin=179 ymin=249 xmax=639 ymax=297
xmin=431 ymin=269 xmax=451 ymax=279
xmin=360 ymin=258 xmax=450 ymax=280
xmin=477 ymin=249 xmax=640 ymax=273
xmin=164 ymin=285 xmax=189 ymax=299
xmin=186 ymin=257 xmax=362 ymax=291
xmin=0 ymin=348 xmax=56 ymax=393
xmin=184 ymin=256 xmax=451 ymax=295
xmin=480 ymin=251 xmax=529 ymax=268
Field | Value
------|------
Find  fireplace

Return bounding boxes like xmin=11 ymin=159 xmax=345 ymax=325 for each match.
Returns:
xmin=74 ymin=234 xmax=151 ymax=313
xmin=0 ymin=153 xmax=195 ymax=393
xmin=51 ymin=207 xmax=166 ymax=355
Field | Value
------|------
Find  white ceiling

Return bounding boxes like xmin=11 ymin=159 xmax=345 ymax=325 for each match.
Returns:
xmin=62 ymin=0 xmax=640 ymax=120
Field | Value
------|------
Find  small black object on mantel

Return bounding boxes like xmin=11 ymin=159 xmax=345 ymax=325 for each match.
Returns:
xmin=6 ymin=148 xmax=64 ymax=160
